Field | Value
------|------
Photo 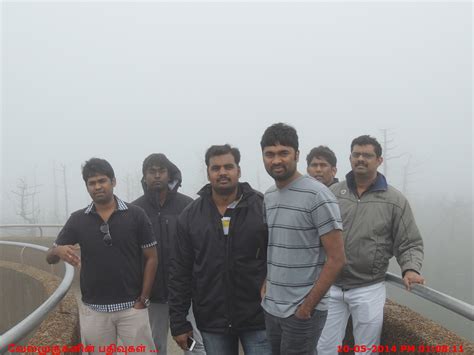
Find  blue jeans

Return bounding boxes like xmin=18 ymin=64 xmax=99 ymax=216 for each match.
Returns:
xmin=264 ymin=309 xmax=327 ymax=355
xmin=201 ymin=329 xmax=272 ymax=355
xmin=148 ymin=303 xmax=206 ymax=355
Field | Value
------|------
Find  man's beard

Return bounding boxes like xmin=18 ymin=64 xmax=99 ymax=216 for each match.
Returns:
xmin=267 ymin=165 xmax=295 ymax=182
xmin=213 ymin=184 xmax=238 ymax=196
xmin=148 ymin=183 xmax=166 ymax=193
xmin=92 ymin=193 xmax=113 ymax=205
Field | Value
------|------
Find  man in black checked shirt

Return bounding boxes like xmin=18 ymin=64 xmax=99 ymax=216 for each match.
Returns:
xmin=46 ymin=158 xmax=158 ymax=354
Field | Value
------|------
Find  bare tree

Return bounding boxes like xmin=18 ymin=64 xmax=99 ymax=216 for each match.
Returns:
xmin=11 ymin=178 xmax=41 ymax=224
xmin=50 ymin=162 xmax=71 ymax=222
xmin=124 ymin=172 xmax=142 ymax=201
xmin=60 ymin=164 xmax=70 ymax=217
xmin=52 ymin=160 xmax=60 ymax=222
xmin=401 ymin=154 xmax=425 ymax=196
xmin=193 ymin=151 xmax=208 ymax=193
xmin=379 ymin=128 xmax=406 ymax=178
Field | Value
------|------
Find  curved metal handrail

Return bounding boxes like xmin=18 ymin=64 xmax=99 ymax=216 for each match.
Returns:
xmin=0 ymin=224 xmax=64 ymax=238
xmin=0 ymin=226 xmax=472 ymax=330
xmin=386 ymin=272 xmax=474 ymax=321
xmin=0 ymin=241 xmax=74 ymax=353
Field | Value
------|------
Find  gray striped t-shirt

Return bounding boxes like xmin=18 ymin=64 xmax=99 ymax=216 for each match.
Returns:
xmin=262 ymin=175 xmax=342 ymax=317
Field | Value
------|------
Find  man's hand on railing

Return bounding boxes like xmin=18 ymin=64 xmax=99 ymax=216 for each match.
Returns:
xmin=52 ymin=245 xmax=81 ymax=267
xmin=403 ymin=270 xmax=425 ymax=291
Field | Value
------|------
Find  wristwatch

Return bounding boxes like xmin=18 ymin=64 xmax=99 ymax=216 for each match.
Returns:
xmin=136 ymin=296 xmax=150 ymax=307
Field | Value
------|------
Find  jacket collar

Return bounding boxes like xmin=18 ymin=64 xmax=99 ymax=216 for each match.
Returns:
xmin=346 ymin=171 xmax=387 ymax=194
xmin=328 ymin=177 xmax=339 ymax=187
xmin=197 ymin=182 xmax=255 ymax=207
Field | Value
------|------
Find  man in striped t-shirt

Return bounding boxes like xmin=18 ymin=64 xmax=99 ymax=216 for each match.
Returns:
xmin=260 ymin=123 xmax=346 ymax=355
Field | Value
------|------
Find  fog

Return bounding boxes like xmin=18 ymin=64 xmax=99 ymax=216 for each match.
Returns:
xmin=1 ymin=0 xmax=472 ymax=340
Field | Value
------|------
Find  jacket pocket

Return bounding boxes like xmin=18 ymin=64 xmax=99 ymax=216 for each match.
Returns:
xmin=372 ymin=244 xmax=389 ymax=275
xmin=371 ymin=230 xmax=392 ymax=275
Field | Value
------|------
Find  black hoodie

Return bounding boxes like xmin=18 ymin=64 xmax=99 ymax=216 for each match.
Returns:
xmin=132 ymin=158 xmax=193 ymax=303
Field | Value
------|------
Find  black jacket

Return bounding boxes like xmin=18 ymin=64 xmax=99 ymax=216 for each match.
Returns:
xmin=132 ymin=164 xmax=193 ymax=303
xmin=169 ymin=182 xmax=268 ymax=336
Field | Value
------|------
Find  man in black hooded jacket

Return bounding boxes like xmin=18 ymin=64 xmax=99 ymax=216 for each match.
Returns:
xmin=169 ymin=145 xmax=271 ymax=355
xmin=133 ymin=153 xmax=205 ymax=355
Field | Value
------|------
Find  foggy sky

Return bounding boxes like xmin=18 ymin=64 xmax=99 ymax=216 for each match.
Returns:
xmin=2 ymin=1 xmax=471 ymax=222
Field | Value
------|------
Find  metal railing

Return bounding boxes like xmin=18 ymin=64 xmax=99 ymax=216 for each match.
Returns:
xmin=0 ymin=224 xmax=64 ymax=238
xmin=0 ymin=241 xmax=75 ymax=353
xmin=386 ymin=272 xmax=474 ymax=321
xmin=0 ymin=225 xmax=472 ymax=346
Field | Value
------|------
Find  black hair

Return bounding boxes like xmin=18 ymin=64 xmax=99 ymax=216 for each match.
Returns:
xmin=306 ymin=146 xmax=337 ymax=167
xmin=351 ymin=135 xmax=382 ymax=157
xmin=205 ymin=144 xmax=241 ymax=167
xmin=82 ymin=158 xmax=115 ymax=183
xmin=260 ymin=123 xmax=299 ymax=151
xmin=142 ymin=153 xmax=173 ymax=175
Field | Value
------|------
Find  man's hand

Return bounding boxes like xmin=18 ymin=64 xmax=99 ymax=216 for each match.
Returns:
xmin=294 ymin=304 xmax=312 ymax=320
xmin=133 ymin=299 xmax=146 ymax=310
xmin=403 ymin=270 xmax=425 ymax=291
xmin=260 ymin=280 xmax=266 ymax=301
xmin=55 ymin=245 xmax=81 ymax=267
xmin=173 ymin=331 xmax=193 ymax=351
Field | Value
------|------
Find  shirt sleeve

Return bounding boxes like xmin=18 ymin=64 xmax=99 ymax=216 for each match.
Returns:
xmin=168 ymin=209 xmax=194 ymax=336
xmin=54 ymin=215 xmax=79 ymax=246
xmin=393 ymin=197 xmax=424 ymax=273
xmin=137 ymin=208 xmax=157 ymax=249
xmin=310 ymin=187 xmax=343 ymax=237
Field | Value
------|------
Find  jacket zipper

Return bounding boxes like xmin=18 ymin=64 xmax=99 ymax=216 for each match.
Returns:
xmin=341 ymin=191 xmax=361 ymax=286
xmin=223 ymin=216 xmax=233 ymax=331
xmin=158 ymin=211 xmax=167 ymax=300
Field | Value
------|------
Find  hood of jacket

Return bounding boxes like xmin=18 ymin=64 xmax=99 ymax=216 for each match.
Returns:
xmin=141 ymin=154 xmax=183 ymax=206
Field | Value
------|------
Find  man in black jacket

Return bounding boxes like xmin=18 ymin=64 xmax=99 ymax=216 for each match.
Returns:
xmin=133 ymin=153 xmax=205 ymax=355
xmin=169 ymin=145 xmax=271 ymax=355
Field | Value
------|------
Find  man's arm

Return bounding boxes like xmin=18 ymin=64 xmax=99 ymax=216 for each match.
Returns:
xmin=393 ymin=198 xmax=425 ymax=291
xmin=46 ymin=244 xmax=81 ymax=267
xmin=46 ymin=216 xmax=79 ymax=266
xmin=259 ymin=217 xmax=269 ymax=301
xmin=295 ymin=229 xmax=346 ymax=319
xmin=134 ymin=246 xmax=158 ymax=309
xmin=260 ymin=278 xmax=267 ymax=301
xmin=169 ymin=212 xmax=195 ymax=350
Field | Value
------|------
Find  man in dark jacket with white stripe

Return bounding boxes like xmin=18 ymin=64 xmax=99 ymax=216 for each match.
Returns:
xmin=133 ymin=153 xmax=205 ymax=355
xmin=169 ymin=144 xmax=271 ymax=355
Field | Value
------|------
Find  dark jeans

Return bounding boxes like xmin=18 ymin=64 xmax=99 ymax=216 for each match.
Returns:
xmin=264 ymin=309 xmax=327 ymax=355
xmin=201 ymin=329 xmax=272 ymax=355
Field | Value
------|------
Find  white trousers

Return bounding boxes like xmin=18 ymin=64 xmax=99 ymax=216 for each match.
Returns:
xmin=317 ymin=282 xmax=386 ymax=355
xmin=80 ymin=306 xmax=155 ymax=354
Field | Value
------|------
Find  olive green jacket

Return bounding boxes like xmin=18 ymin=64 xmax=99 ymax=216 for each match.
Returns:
xmin=330 ymin=172 xmax=423 ymax=289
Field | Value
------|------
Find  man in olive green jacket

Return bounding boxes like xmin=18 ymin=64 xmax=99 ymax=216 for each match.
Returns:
xmin=318 ymin=135 xmax=425 ymax=355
